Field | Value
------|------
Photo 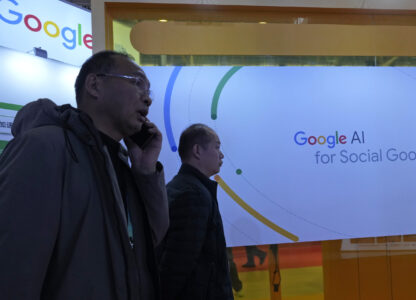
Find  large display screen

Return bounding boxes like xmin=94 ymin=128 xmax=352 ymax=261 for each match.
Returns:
xmin=143 ymin=66 xmax=416 ymax=246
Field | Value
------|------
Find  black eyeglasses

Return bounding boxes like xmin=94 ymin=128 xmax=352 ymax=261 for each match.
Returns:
xmin=96 ymin=73 xmax=150 ymax=95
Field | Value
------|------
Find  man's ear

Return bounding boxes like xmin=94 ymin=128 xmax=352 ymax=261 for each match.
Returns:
xmin=84 ymin=73 xmax=100 ymax=99
xmin=192 ymin=144 xmax=201 ymax=160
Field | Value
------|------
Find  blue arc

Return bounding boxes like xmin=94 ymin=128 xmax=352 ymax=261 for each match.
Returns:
xmin=164 ymin=66 xmax=182 ymax=152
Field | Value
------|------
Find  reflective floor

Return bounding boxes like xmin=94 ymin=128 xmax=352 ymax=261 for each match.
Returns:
xmin=229 ymin=242 xmax=323 ymax=300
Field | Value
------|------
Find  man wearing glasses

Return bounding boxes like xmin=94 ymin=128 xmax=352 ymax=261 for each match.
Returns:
xmin=0 ymin=51 xmax=169 ymax=300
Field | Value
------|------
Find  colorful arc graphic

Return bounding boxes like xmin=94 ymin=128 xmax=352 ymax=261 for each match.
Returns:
xmin=0 ymin=102 xmax=22 ymax=111
xmin=211 ymin=66 xmax=242 ymax=120
xmin=215 ymin=175 xmax=299 ymax=242
xmin=164 ymin=66 xmax=182 ymax=152
xmin=211 ymin=67 xmax=298 ymax=241
xmin=163 ymin=66 xmax=299 ymax=242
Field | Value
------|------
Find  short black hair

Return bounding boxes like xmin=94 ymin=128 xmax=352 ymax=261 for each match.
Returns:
xmin=74 ymin=50 xmax=129 ymax=105
xmin=178 ymin=123 xmax=216 ymax=161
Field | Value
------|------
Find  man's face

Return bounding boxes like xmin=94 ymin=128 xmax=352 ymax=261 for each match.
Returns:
xmin=98 ymin=56 xmax=151 ymax=138
xmin=200 ymin=133 xmax=224 ymax=177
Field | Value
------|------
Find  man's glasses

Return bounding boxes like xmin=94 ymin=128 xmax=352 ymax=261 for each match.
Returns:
xmin=96 ymin=73 xmax=149 ymax=95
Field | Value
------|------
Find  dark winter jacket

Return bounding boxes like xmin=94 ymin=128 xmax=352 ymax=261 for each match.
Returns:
xmin=0 ymin=99 xmax=169 ymax=300
xmin=158 ymin=164 xmax=233 ymax=300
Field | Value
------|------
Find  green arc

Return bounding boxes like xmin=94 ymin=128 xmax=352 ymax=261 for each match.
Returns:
xmin=211 ymin=66 xmax=243 ymax=120
xmin=0 ymin=102 xmax=22 ymax=111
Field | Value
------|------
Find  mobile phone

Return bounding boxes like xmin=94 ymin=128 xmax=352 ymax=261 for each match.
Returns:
xmin=130 ymin=123 xmax=155 ymax=149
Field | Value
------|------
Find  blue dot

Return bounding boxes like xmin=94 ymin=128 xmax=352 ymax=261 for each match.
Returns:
xmin=171 ymin=146 xmax=177 ymax=152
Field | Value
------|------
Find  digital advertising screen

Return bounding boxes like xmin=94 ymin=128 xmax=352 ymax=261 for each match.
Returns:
xmin=143 ymin=66 xmax=416 ymax=246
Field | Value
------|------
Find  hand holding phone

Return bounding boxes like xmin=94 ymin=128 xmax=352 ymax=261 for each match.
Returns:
xmin=126 ymin=120 xmax=162 ymax=174
xmin=129 ymin=123 xmax=155 ymax=149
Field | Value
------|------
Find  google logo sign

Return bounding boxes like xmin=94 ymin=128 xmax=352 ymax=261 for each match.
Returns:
xmin=0 ymin=0 xmax=92 ymax=50
xmin=294 ymin=130 xmax=365 ymax=149
xmin=294 ymin=131 xmax=347 ymax=149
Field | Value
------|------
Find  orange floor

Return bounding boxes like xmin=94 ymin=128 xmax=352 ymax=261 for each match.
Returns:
xmin=230 ymin=242 xmax=324 ymax=300
xmin=232 ymin=242 xmax=322 ymax=272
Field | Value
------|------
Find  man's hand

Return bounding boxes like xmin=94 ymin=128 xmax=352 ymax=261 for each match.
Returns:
xmin=124 ymin=121 xmax=162 ymax=175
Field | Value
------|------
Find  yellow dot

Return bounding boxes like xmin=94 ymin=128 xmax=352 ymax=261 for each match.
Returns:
xmin=259 ymin=21 xmax=267 ymax=25
xmin=159 ymin=19 xmax=168 ymax=23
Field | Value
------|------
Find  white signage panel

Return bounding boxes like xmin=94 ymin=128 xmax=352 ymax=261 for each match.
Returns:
xmin=0 ymin=47 xmax=78 ymax=146
xmin=0 ymin=0 xmax=92 ymax=66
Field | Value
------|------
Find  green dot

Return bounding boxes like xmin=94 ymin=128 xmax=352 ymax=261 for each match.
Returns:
xmin=211 ymin=114 xmax=217 ymax=120
xmin=236 ymin=169 xmax=242 ymax=175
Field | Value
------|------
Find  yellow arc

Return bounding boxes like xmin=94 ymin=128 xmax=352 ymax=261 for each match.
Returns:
xmin=215 ymin=175 xmax=299 ymax=242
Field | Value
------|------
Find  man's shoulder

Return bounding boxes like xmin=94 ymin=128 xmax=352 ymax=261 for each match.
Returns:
xmin=167 ymin=174 xmax=212 ymax=207
xmin=19 ymin=124 xmax=64 ymax=138
xmin=19 ymin=125 xmax=67 ymax=147
xmin=0 ymin=126 xmax=73 ymax=178
xmin=167 ymin=173 xmax=208 ymax=194
xmin=3 ymin=125 xmax=69 ymax=161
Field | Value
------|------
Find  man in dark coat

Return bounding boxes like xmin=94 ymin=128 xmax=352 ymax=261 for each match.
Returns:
xmin=158 ymin=123 xmax=234 ymax=300
xmin=0 ymin=51 xmax=169 ymax=300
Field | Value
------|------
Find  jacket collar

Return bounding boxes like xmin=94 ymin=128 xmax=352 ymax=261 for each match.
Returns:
xmin=179 ymin=163 xmax=218 ymax=199
xmin=100 ymin=131 xmax=130 ymax=166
